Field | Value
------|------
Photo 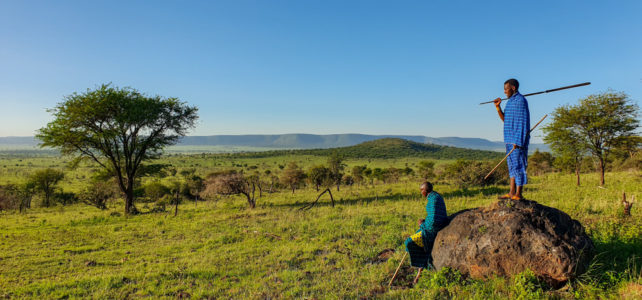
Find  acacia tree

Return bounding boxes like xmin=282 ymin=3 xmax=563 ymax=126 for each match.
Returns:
xmin=280 ymin=162 xmax=306 ymax=194
xmin=37 ymin=84 xmax=198 ymax=214
xmin=29 ymin=169 xmax=65 ymax=207
xmin=351 ymin=165 xmax=367 ymax=186
xmin=545 ymin=91 xmax=639 ymax=186
xmin=204 ymin=170 xmax=257 ymax=208
xmin=308 ymin=165 xmax=332 ymax=192
xmin=327 ymin=152 xmax=345 ymax=191
xmin=543 ymin=106 xmax=586 ymax=185
xmin=417 ymin=160 xmax=435 ymax=180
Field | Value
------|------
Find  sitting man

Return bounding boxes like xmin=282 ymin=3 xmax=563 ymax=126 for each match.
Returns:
xmin=404 ymin=181 xmax=448 ymax=280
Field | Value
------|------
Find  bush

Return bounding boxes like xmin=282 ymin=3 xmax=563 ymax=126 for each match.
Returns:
xmin=55 ymin=192 xmax=79 ymax=206
xmin=0 ymin=185 xmax=21 ymax=211
xmin=441 ymin=159 xmax=508 ymax=189
xmin=143 ymin=182 xmax=170 ymax=203
xmin=79 ymin=180 xmax=116 ymax=210
xmin=529 ymin=150 xmax=554 ymax=175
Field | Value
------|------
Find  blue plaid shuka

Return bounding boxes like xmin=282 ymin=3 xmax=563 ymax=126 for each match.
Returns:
xmin=506 ymin=144 xmax=528 ymax=186
xmin=405 ymin=191 xmax=448 ymax=268
xmin=503 ymin=92 xmax=530 ymax=186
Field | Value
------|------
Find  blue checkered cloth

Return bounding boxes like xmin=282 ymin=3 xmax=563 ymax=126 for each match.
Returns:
xmin=503 ymin=92 xmax=530 ymax=186
xmin=405 ymin=191 xmax=448 ymax=268
xmin=503 ymin=92 xmax=530 ymax=148
xmin=506 ymin=144 xmax=528 ymax=186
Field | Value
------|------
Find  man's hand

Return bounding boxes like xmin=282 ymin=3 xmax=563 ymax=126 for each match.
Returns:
xmin=494 ymin=98 xmax=505 ymax=121
xmin=512 ymin=144 xmax=521 ymax=150
xmin=418 ymin=219 xmax=425 ymax=226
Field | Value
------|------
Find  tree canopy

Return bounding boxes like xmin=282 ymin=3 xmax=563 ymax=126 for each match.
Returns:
xmin=37 ymin=84 xmax=198 ymax=214
xmin=543 ymin=91 xmax=639 ymax=185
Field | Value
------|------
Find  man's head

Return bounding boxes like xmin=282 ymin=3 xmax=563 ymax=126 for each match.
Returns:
xmin=504 ymin=78 xmax=519 ymax=98
xmin=420 ymin=181 xmax=433 ymax=197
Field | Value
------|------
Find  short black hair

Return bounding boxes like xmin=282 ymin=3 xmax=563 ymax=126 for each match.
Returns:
xmin=504 ymin=78 xmax=519 ymax=90
xmin=420 ymin=181 xmax=433 ymax=193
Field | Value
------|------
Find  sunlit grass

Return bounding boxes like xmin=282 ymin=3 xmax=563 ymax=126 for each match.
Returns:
xmin=0 ymin=154 xmax=640 ymax=298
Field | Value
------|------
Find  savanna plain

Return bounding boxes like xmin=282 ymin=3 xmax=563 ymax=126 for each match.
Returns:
xmin=0 ymin=152 xmax=641 ymax=299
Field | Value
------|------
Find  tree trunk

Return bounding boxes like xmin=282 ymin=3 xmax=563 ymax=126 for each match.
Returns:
xmin=125 ymin=183 xmax=135 ymax=215
xmin=244 ymin=192 xmax=256 ymax=208
xmin=598 ymin=157 xmax=605 ymax=186
xmin=292 ymin=185 xmax=295 ymax=194
xmin=174 ymin=191 xmax=179 ymax=217
xmin=575 ymin=165 xmax=581 ymax=186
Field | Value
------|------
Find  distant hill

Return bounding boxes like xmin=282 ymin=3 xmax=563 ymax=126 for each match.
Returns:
xmin=177 ymin=134 xmax=549 ymax=152
xmin=0 ymin=134 xmax=549 ymax=153
xmin=225 ymin=138 xmax=505 ymax=160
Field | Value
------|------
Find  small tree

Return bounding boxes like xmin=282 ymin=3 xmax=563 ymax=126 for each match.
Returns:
xmin=363 ymin=168 xmax=374 ymax=185
xmin=308 ymin=165 xmax=332 ymax=192
xmin=417 ymin=160 xmax=436 ymax=180
xmin=543 ymin=106 xmax=587 ymax=186
xmin=327 ymin=152 xmax=346 ymax=191
xmin=351 ymin=165 xmax=367 ymax=186
xmin=280 ymin=162 xmax=306 ymax=194
xmin=0 ymin=185 xmax=21 ymax=211
xmin=204 ymin=170 xmax=257 ymax=208
xmin=528 ymin=150 xmax=555 ymax=176
xmin=80 ymin=180 xmax=116 ymax=210
xmin=29 ymin=169 xmax=65 ymax=207
xmin=37 ymin=84 xmax=198 ymax=214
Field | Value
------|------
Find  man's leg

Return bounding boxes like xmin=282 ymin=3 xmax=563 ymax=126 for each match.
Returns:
xmin=509 ymin=177 xmax=516 ymax=196
xmin=515 ymin=185 xmax=523 ymax=199
xmin=412 ymin=268 xmax=423 ymax=285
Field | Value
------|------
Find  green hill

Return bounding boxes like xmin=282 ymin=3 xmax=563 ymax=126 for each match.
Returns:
xmin=223 ymin=138 xmax=504 ymax=160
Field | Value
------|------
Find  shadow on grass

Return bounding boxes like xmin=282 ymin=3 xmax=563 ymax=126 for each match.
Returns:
xmin=593 ymin=237 xmax=642 ymax=273
xmin=273 ymin=191 xmax=418 ymax=209
xmin=441 ymin=186 xmax=507 ymax=198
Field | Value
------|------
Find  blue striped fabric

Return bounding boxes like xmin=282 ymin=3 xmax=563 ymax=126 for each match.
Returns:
xmin=405 ymin=191 xmax=448 ymax=268
xmin=506 ymin=144 xmax=528 ymax=186
xmin=420 ymin=191 xmax=448 ymax=234
xmin=503 ymin=92 xmax=530 ymax=148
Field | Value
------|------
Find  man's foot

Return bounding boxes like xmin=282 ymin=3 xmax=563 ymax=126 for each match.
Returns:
xmin=510 ymin=195 xmax=524 ymax=201
xmin=498 ymin=193 xmax=512 ymax=199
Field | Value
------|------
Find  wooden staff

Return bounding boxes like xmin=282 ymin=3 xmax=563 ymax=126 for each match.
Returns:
xmin=388 ymin=252 xmax=407 ymax=288
xmin=479 ymin=82 xmax=590 ymax=105
xmin=484 ymin=114 xmax=548 ymax=180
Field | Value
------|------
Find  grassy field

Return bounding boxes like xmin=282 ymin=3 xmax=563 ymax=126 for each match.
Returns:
xmin=0 ymin=154 xmax=641 ymax=299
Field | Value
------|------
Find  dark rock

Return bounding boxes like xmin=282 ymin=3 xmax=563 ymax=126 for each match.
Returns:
xmin=432 ymin=199 xmax=593 ymax=287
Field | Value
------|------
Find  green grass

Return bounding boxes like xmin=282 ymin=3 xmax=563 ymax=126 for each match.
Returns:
xmin=0 ymin=154 xmax=641 ymax=298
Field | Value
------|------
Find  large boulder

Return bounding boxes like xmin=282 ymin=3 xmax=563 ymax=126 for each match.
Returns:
xmin=432 ymin=199 xmax=593 ymax=287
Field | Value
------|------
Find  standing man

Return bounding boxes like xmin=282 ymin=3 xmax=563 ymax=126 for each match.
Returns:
xmin=493 ymin=79 xmax=530 ymax=200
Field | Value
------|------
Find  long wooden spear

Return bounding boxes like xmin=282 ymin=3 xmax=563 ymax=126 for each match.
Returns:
xmin=483 ymin=114 xmax=548 ymax=180
xmin=479 ymin=82 xmax=590 ymax=105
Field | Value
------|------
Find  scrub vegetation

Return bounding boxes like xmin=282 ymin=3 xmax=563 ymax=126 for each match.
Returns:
xmin=1 ymin=142 xmax=640 ymax=299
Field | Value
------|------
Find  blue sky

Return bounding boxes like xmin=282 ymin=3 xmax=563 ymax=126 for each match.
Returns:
xmin=1 ymin=1 xmax=641 ymax=143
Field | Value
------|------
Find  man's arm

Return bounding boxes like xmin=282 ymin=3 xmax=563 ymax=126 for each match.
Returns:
xmin=493 ymin=98 xmax=504 ymax=122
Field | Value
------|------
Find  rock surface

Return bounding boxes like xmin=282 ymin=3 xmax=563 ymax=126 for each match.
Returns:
xmin=432 ymin=199 xmax=593 ymax=287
